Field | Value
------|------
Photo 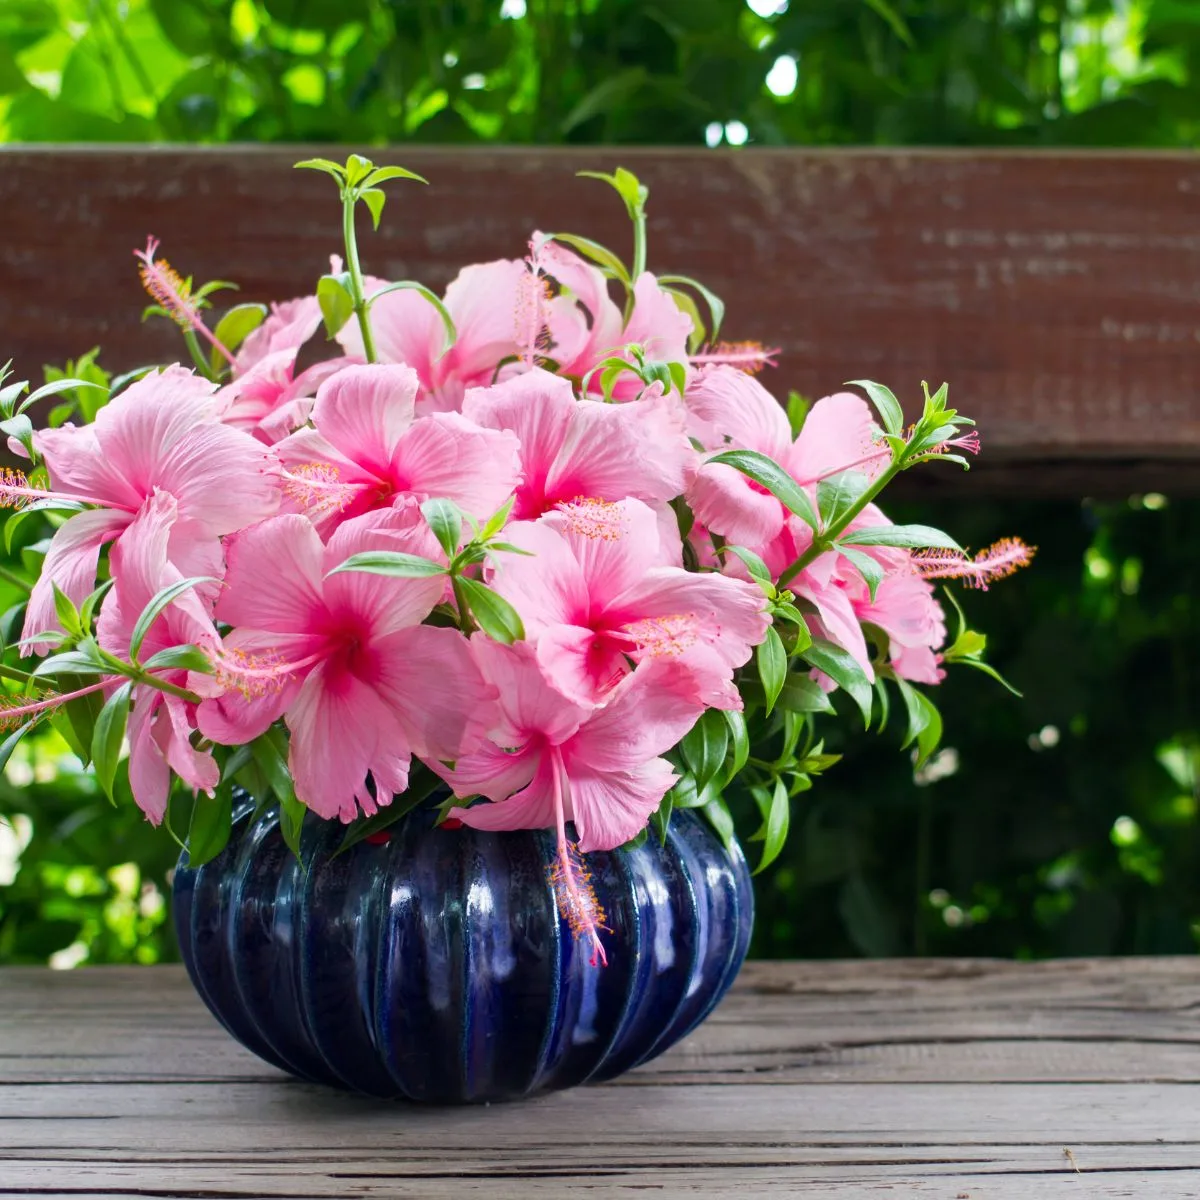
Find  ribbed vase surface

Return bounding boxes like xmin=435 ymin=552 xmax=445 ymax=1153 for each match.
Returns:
xmin=173 ymin=803 xmax=753 ymax=1102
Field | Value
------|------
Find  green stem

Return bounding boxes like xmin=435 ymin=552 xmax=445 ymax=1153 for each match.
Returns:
xmin=182 ymin=329 xmax=214 ymax=380
xmin=450 ymin=574 xmax=476 ymax=634
xmin=0 ymin=565 xmax=31 ymax=594
xmin=0 ymin=662 xmax=33 ymax=685
xmin=343 ymin=191 xmax=377 ymax=364
xmin=623 ymin=204 xmax=648 ymax=324
xmin=777 ymin=460 xmax=903 ymax=589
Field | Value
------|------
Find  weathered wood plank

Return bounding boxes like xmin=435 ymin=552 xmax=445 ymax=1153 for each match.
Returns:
xmin=4 ymin=959 xmax=1200 ymax=1197
xmin=2 ymin=148 xmax=1199 ymax=493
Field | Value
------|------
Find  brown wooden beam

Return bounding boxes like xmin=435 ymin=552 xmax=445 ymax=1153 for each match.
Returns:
xmin=2 ymin=147 xmax=1198 ymax=494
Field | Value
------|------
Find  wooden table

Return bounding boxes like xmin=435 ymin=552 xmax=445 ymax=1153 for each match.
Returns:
xmin=3 ymin=958 xmax=1199 ymax=1198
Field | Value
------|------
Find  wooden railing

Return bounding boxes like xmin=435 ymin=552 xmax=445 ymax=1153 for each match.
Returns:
xmin=2 ymin=147 xmax=1198 ymax=495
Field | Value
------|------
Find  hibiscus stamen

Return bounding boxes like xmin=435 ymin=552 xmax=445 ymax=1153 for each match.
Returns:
xmin=799 ymin=445 xmax=894 ymax=486
xmin=210 ymin=647 xmax=326 ymax=698
xmin=0 ymin=678 xmax=111 ymax=732
xmin=548 ymin=747 xmax=608 ymax=967
xmin=134 ymin=237 xmax=236 ymax=369
xmin=619 ymin=613 xmax=700 ymax=659
xmin=556 ymin=498 xmax=627 ymax=542
xmin=689 ymin=342 xmax=780 ymax=374
xmin=517 ymin=240 xmax=553 ymax=369
xmin=281 ymin=463 xmax=362 ymax=521
xmin=913 ymin=538 xmax=1036 ymax=590
xmin=0 ymin=468 xmax=125 ymax=512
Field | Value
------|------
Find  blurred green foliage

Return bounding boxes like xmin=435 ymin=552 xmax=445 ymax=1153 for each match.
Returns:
xmin=0 ymin=0 xmax=1196 ymax=146
xmin=1 ymin=0 xmax=1198 ymax=965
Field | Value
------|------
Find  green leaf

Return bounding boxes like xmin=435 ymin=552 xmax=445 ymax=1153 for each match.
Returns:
xmin=658 ymin=274 xmax=725 ymax=343
xmin=59 ymin=672 xmax=106 ymax=768
xmin=367 ymin=281 xmax=456 ymax=357
xmin=362 ymin=165 xmax=429 ymax=188
xmin=894 ymin=675 xmax=931 ymax=751
xmin=680 ymin=709 xmax=729 ymax=794
xmin=0 ymin=719 xmax=36 ymax=774
xmin=0 ymin=414 xmax=35 ymax=459
xmin=777 ymin=673 xmax=835 ymax=714
xmin=336 ymin=765 xmax=442 ymax=855
xmin=91 ymin=680 xmax=131 ymax=802
xmin=294 ymin=157 xmax=346 ymax=179
xmin=945 ymin=628 xmax=987 ymax=660
xmin=757 ymin=625 xmax=787 ymax=715
xmin=650 ymin=789 xmax=673 ymax=845
xmin=836 ymin=544 xmax=885 ymax=602
xmin=361 ymin=187 xmax=386 ymax=230
xmin=478 ymin=496 xmax=515 ymax=542
xmin=344 ymin=154 xmax=375 ymax=186
xmin=186 ymin=786 xmax=234 ymax=869
xmin=51 ymin=583 xmax=82 ymax=639
xmin=956 ymin=657 xmax=1024 ymax=697
xmin=801 ymin=639 xmax=873 ymax=726
xmin=725 ymin=545 xmax=774 ymax=590
xmin=456 ymin=577 xmax=525 ymax=644
xmin=841 ymin=524 xmax=962 ymax=551
xmin=816 ymin=470 xmax=870 ymax=527
xmin=210 ymin=303 xmax=267 ymax=374
xmin=421 ymin=497 xmax=463 ymax=558
xmin=279 ymin=791 xmax=307 ymax=861
xmin=326 ymin=551 xmax=446 ymax=579
xmin=723 ymin=709 xmax=749 ymax=784
xmin=31 ymin=650 xmax=106 ymax=678
xmin=142 ymin=644 xmax=214 ymax=674
xmin=317 ymin=273 xmax=355 ymax=339
xmin=846 ymin=379 xmax=904 ymax=436
xmin=129 ymin=577 xmax=217 ymax=662
xmin=701 ymin=792 xmax=736 ymax=853
xmin=894 ymin=680 xmax=944 ymax=767
xmin=25 ymin=376 xmax=107 ymax=412
xmin=546 ymin=232 xmax=630 ymax=285
xmin=863 ymin=0 xmax=916 ymax=44
xmin=752 ymin=778 xmax=790 ymax=875
xmin=709 ymin=449 xmax=819 ymax=532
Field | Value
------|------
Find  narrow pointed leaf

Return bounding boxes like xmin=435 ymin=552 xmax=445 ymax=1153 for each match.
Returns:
xmin=709 ymin=449 xmax=819 ymax=531
xmin=456 ymin=577 xmax=525 ymax=644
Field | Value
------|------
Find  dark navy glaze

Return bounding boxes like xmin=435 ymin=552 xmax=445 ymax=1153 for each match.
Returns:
xmin=173 ymin=805 xmax=753 ymax=1103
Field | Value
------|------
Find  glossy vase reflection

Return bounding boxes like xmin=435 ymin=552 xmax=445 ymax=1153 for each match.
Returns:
xmin=173 ymin=804 xmax=753 ymax=1103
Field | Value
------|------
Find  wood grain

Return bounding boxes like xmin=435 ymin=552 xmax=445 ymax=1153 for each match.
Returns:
xmin=2 ymin=959 xmax=1199 ymax=1197
xmin=2 ymin=148 xmax=1199 ymax=494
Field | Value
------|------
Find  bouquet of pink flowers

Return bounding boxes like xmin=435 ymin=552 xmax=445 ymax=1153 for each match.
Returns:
xmin=0 ymin=157 xmax=1030 ymax=966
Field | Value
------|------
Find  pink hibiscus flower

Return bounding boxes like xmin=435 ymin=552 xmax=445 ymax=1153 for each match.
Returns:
xmin=195 ymin=509 xmax=495 ymax=822
xmin=442 ymin=639 xmax=706 ymax=964
xmin=539 ymin=239 xmax=693 ymax=398
xmin=338 ymin=260 xmax=528 ymax=415
xmin=461 ymin=368 xmax=695 ymax=520
xmin=275 ymin=363 xmax=520 ymax=535
xmin=686 ymin=368 xmax=890 ymax=550
xmin=490 ymin=498 xmax=769 ymax=709
xmin=96 ymin=492 xmax=221 ymax=824
xmin=220 ymin=294 xmax=356 ymax=444
xmin=19 ymin=366 xmax=279 ymax=654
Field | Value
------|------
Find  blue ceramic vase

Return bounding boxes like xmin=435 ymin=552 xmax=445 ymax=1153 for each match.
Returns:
xmin=173 ymin=802 xmax=753 ymax=1102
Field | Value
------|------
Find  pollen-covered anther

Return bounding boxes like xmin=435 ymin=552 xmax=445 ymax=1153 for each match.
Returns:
xmin=282 ymin=463 xmax=357 ymax=520
xmin=689 ymin=341 xmax=779 ymax=375
xmin=0 ymin=689 xmax=62 ymax=732
xmin=211 ymin=647 xmax=292 ymax=698
xmin=913 ymin=538 xmax=1036 ymax=590
xmin=136 ymin=238 xmax=201 ymax=331
xmin=624 ymin=612 xmax=700 ymax=658
xmin=547 ymin=841 xmax=610 ymax=965
xmin=0 ymin=468 xmax=39 ymax=511
xmin=556 ymin=497 xmax=627 ymax=541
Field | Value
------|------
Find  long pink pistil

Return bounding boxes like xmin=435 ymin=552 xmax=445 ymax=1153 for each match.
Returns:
xmin=210 ymin=647 xmax=327 ymax=698
xmin=0 ymin=677 xmax=114 ymax=731
xmin=547 ymin=746 xmax=608 ymax=967
xmin=0 ymin=468 xmax=136 ymax=514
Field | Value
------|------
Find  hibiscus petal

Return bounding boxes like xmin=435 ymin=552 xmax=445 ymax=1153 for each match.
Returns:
xmin=687 ymin=461 xmax=785 ymax=550
xmin=566 ymin=659 xmax=706 ymax=773
xmin=488 ymin=521 xmax=590 ymax=635
xmin=345 ymin=284 xmax=440 ymax=389
xmin=440 ymin=260 xmax=527 ymax=385
xmin=468 ymin=637 xmax=589 ymax=748
xmin=154 ymin=421 xmax=280 ymax=536
xmin=285 ymin=661 xmax=408 ymax=822
xmin=322 ymin=509 xmax=446 ymax=638
xmin=786 ymin=392 xmax=886 ymax=486
xmin=684 ymin=365 xmax=791 ymax=457
xmin=389 ymin=412 xmax=520 ymax=521
xmin=309 ymin=363 xmax=419 ymax=476
xmin=536 ymin=624 xmax=630 ymax=708
xmin=160 ymin=695 xmax=219 ymax=795
xmin=215 ymin=515 xmax=326 ymax=633
xmin=566 ymin=758 xmax=679 ymax=853
xmin=370 ymin=624 xmax=497 ymax=762
xmin=438 ymin=742 xmax=539 ymax=803
xmin=126 ymin=692 xmax=170 ymax=825
xmin=448 ymin=756 xmax=557 ymax=833
xmin=22 ymin=509 xmax=130 ymax=655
